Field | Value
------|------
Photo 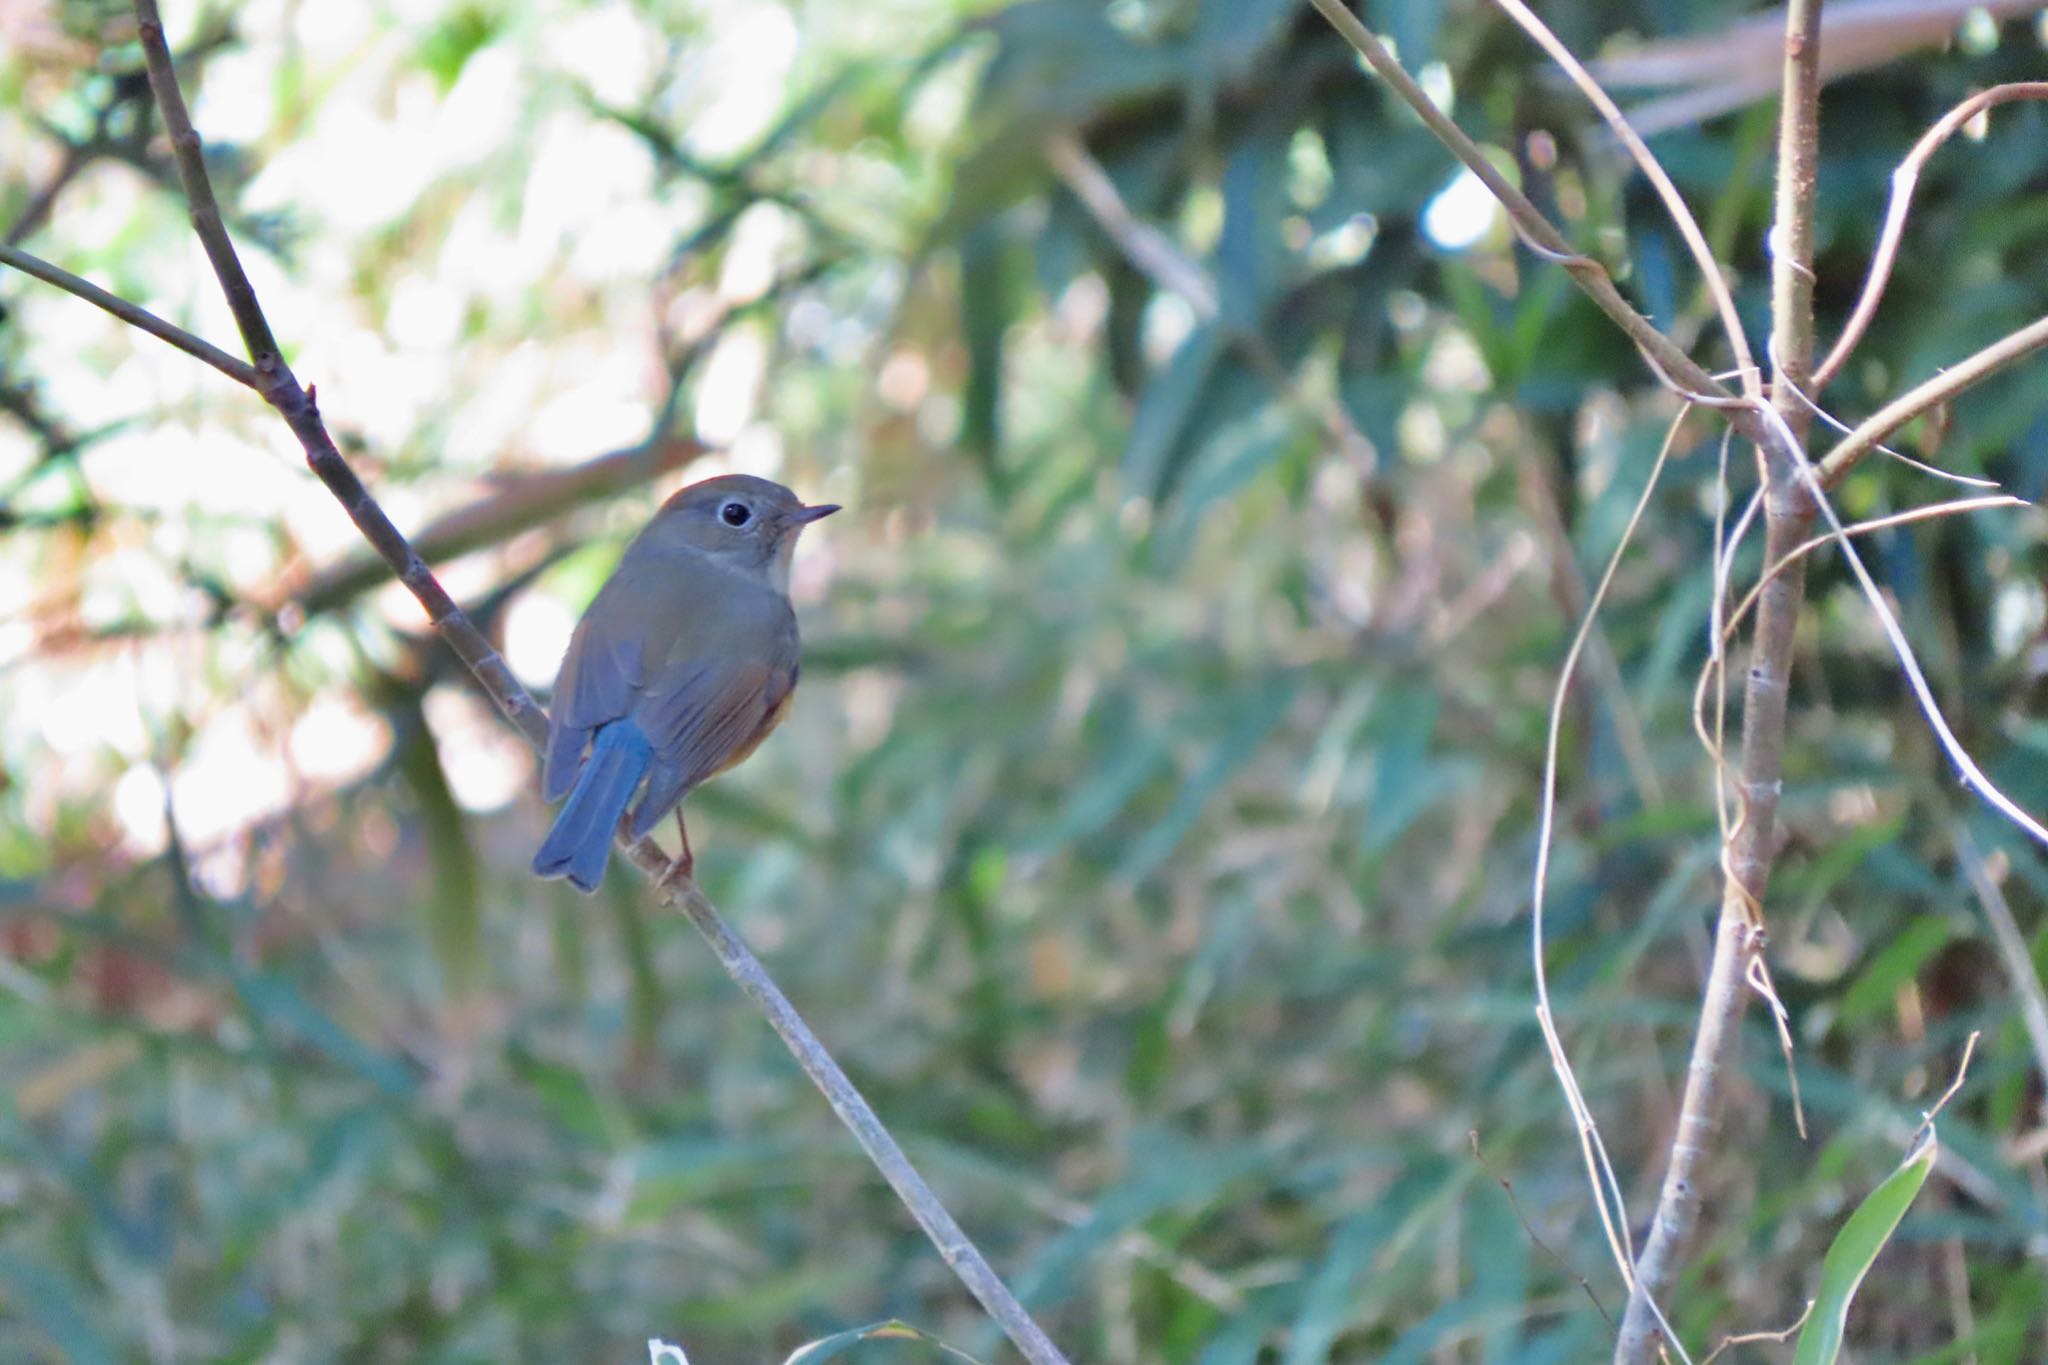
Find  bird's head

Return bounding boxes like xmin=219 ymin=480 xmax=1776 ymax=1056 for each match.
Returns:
xmin=647 ymin=473 xmax=839 ymax=588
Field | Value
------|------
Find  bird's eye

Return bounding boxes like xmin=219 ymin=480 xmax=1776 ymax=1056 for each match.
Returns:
xmin=719 ymin=500 xmax=753 ymax=527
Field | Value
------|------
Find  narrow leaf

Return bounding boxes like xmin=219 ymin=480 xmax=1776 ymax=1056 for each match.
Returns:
xmin=1792 ymin=1132 xmax=1939 ymax=1365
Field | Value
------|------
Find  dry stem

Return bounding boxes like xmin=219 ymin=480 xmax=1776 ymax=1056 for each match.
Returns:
xmin=1813 ymin=81 xmax=2048 ymax=392
xmin=1303 ymin=0 xmax=1766 ymax=443
xmin=1819 ymin=313 xmax=2048 ymax=486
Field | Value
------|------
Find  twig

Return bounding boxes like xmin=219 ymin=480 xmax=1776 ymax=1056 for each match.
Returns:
xmin=133 ymin=0 xmax=282 ymax=372
xmin=1303 ymin=0 xmax=1761 ymax=440
xmin=99 ymin=7 xmax=1072 ymax=1361
xmin=1045 ymin=133 xmax=1215 ymax=316
xmin=1041 ymin=131 xmax=1375 ymax=475
xmin=661 ymin=880 xmax=1068 ymax=1365
xmin=1770 ymin=405 xmax=2048 ymax=851
xmin=1766 ymin=0 xmax=1825 ymax=442
xmin=1698 ymin=1300 xmax=1814 ymax=1364
xmin=1685 ymin=492 xmax=2024 ymax=804
xmin=1694 ymin=495 xmax=2024 ymax=687
xmin=0 ymin=242 xmax=259 ymax=387
xmin=286 ymin=436 xmax=708 ymax=617
xmin=1490 ymin=0 xmax=1760 ymax=404
xmin=1469 ymin=1131 xmax=1614 ymax=1326
xmin=1817 ymin=313 xmax=2048 ymax=486
xmin=1955 ymin=831 xmax=2048 ymax=1097
xmin=1915 ymin=1029 xmax=1980 ymax=1146
xmin=1590 ymin=0 xmax=2043 ymax=137
xmin=1779 ymin=373 xmax=2004 ymax=489
xmin=1813 ymin=82 xmax=2048 ymax=391
xmin=5 ymin=143 xmax=88 ymax=248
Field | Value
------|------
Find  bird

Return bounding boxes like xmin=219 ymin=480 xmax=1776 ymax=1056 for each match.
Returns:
xmin=532 ymin=474 xmax=838 ymax=893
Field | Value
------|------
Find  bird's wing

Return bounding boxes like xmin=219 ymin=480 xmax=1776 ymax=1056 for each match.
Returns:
xmin=623 ymin=599 xmax=798 ymax=836
xmin=540 ymin=572 xmax=653 ymax=801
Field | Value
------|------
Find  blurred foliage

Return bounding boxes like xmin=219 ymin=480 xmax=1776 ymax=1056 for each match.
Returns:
xmin=4 ymin=0 xmax=2048 ymax=1361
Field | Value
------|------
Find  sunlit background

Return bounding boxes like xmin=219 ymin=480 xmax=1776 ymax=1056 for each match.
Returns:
xmin=7 ymin=0 xmax=2048 ymax=1360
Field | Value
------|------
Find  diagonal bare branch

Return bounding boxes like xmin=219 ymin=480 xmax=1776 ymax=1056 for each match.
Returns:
xmin=1819 ymin=313 xmax=2048 ymax=487
xmin=1490 ymin=0 xmax=1761 ymax=405
xmin=1303 ymin=0 xmax=1759 ymax=436
xmin=0 ymin=242 xmax=259 ymax=388
xmin=103 ymin=7 xmax=1073 ymax=1361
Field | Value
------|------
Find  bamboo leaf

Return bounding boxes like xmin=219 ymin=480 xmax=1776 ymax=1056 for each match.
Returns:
xmin=1792 ymin=1131 xmax=1939 ymax=1365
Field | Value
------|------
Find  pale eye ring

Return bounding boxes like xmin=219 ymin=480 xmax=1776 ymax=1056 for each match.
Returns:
xmin=719 ymin=500 xmax=753 ymax=527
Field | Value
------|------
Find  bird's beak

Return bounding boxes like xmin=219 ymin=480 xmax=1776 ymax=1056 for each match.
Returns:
xmin=792 ymin=503 xmax=841 ymax=524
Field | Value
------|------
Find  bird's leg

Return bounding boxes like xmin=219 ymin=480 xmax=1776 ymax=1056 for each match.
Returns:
xmin=659 ymin=808 xmax=696 ymax=890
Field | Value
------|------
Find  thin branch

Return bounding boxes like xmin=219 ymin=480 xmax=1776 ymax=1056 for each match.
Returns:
xmin=1042 ymin=130 xmax=1374 ymax=473
xmin=134 ymin=0 xmax=282 ymax=372
xmin=1589 ymin=0 xmax=2043 ymax=138
xmin=1779 ymin=409 xmax=2048 ymax=844
xmin=1303 ymin=0 xmax=1757 ymax=435
xmin=1767 ymin=0 xmax=1825 ymax=440
xmin=1491 ymin=0 xmax=1761 ymax=404
xmin=1698 ymin=1300 xmax=1814 ymax=1365
xmin=113 ymin=8 xmax=1071 ymax=1362
xmin=1469 ymin=1131 xmax=1614 ymax=1327
xmin=1045 ymin=133 xmax=1215 ymax=315
xmin=286 ymin=436 xmax=707 ymax=617
xmin=1692 ymin=496 xmax=2023 ymax=753
xmin=1818 ymin=312 xmax=2048 ymax=486
xmin=1954 ymin=830 xmax=2048 ymax=1098
xmin=1813 ymin=82 xmax=2048 ymax=391
xmin=1780 ymin=374 xmax=2004 ymax=489
xmin=0 ymin=242 xmax=259 ymax=388
xmin=1915 ymin=1028 xmax=1980 ymax=1144
xmin=5 ymin=143 xmax=88 ymax=248
xmin=658 ymin=881 xmax=1066 ymax=1365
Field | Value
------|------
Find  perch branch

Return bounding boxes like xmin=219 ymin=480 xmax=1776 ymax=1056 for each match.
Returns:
xmin=6 ymin=7 xmax=1073 ymax=1362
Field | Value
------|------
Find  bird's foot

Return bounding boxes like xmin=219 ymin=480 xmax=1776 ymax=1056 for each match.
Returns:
xmin=659 ymin=811 xmax=696 ymax=891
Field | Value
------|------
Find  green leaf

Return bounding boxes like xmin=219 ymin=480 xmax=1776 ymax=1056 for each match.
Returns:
xmin=390 ymin=690 xmax=484 ymax=997
xmin=1792 ymin=1132 xmax=1939 ymax=1365
xmin=1123 ymin=322 xmax=1227 ymax=499
xmin=958 ymin=222 xmax=1017 ymax=480
xmin=235 ymin=974 xmax=415 ymax=1097
xmin=1840 ymin=915 xmax=1953 ymax=1024
xmin=1014 ymin=1133 xmax=1282 ymax=1306
xmin=415 ymin=4 xmax=500 ymax=93
xmin=1117 ymin=677 xmax=1299 ymax=885
xmin=1216 ymin=117 xmax=1291 ymax=327
xmin=0 ymin=1252 xmax=117 ymax=1365
xmin=1026 ymin=702 xmax=1173 ymax=852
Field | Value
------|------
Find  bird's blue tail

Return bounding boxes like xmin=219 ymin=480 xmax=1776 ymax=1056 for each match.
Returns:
xmin=532 ymin=723 xmax=653 ymax=894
